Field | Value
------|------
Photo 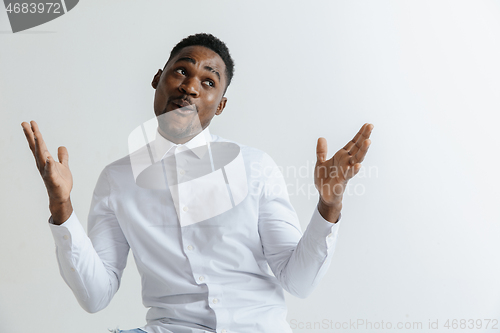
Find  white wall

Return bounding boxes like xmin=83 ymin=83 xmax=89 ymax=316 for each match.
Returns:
xmin=1 ymin=0 xmax=499 ymax=332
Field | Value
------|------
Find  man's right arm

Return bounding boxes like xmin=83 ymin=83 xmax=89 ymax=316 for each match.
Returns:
xmin=48 ymin=168 xmax=130 ymax=313
xmin=22 ymin=121 xmax=129 ymax=313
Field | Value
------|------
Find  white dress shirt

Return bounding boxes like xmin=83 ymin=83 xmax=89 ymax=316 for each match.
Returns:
xmin=48 ymin=126 xmax=341 ymax=333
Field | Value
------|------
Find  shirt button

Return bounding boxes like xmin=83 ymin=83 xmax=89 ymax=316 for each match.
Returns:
xmin=327 ymin=233 xmax=333 ymax=238
xmin=183 ymin=206 xmax=188 ymax=212
xmin=70 ymin=267 xmax=75 ymax=272
xmin=63 ymin=235 xmax=69 ymax=240
xmin=221 ymin=330 xmax=227 ymax=333
xmin=212 ymin=298 xmax=219 ymax=304
xmin=187 ymin=245 xmax=194 ymax=251
xmin=198 ymin=276 xmax=205 ymax=282
xmin=179 ymin=169 xmax=185 ymax=175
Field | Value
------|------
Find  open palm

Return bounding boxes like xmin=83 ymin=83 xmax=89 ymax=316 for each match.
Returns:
xmin=22 ymin=120 xmax=73 ymax=203
xmin=315 ymin=123 xmax=373 ymax=206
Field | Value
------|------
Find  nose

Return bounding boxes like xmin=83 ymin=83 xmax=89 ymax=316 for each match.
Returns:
xmin=179 ymin=77 xmax=200 ymax=97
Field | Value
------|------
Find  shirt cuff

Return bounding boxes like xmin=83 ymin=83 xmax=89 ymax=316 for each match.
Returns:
xmin=48 ymin=211 xmax=88 ymax=250
xmin=307 ymin=206 xmax=341 ymax=250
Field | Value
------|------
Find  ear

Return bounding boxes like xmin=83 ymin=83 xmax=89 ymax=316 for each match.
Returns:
xmin=151 ymin=69 xmax=162 ymax=89
xmin=215 ymin=97 xmax=227 ymax=115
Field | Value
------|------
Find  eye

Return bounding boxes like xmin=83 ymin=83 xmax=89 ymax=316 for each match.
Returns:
xmin=203 ymin=80 xmax=215 ymax=87
xmin=175 ymin=68 xmax=186 ymax=75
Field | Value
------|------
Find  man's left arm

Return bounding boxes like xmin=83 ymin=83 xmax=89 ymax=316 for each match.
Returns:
xmin=258 ymin=123 xmax=373 ymax=298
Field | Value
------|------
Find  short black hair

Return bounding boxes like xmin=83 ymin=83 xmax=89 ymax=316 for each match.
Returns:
xmin=164 ymin=33 xmax=235 ymax=91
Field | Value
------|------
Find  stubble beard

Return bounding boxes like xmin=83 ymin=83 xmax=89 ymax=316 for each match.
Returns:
xmin=157 ymin=106 xmax=203 ymax=142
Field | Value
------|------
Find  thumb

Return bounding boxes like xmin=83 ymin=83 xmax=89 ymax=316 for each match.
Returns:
xmin=316 ymin=137 xmax=328 ymax=163
xmin=58 ymin=146 xmax=69 ymax=167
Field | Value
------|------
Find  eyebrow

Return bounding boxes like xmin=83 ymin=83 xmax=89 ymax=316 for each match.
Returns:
xmin=175 ymin=57 xmax=221 ymax=82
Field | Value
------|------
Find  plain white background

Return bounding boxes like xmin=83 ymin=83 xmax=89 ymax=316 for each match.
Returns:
xmin=1 ymin=0 xmax=500 ymax=332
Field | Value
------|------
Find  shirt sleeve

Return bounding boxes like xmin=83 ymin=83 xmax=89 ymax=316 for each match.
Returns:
xmin=48 ymin=167 xmax=130 ymax=313
xmin=257 ymin=153 xmax=340 ymax=299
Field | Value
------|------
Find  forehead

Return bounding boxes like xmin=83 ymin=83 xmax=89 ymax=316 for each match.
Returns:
xmin=169 ymin=45 xmax=226 ymax=72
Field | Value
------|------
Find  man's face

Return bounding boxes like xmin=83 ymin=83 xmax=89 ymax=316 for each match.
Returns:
xmin=151 ymin=45 xmax=228 ymax=143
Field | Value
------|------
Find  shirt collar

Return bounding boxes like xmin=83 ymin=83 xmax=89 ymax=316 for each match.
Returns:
xmin=152 ymin=126 xmax=212 ymax=161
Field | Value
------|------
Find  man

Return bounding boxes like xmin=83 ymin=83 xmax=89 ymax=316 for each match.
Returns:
xmin=22 ymin=33 xmax=373 ymax=333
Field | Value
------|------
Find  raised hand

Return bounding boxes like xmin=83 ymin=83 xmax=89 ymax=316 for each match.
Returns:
xmin=21 ymin=120 xmax=73 ymax=224
xmin=314 ymin=123 xmax=374 ymax=222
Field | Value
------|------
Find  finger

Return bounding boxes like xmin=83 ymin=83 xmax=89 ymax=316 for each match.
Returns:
xmin=58 ymin=146 xmax=69 ymax=167
xmin=22 ymin=121 xmax=46 ymax=171
xmin=346 ymin=123 xmax=374 ymax=156
xmin=316 ymin=137 xmax=328 ymax=163
xmin=347 ymin=123 xmax=373 ymax=155
xmin=21 ymin=122 xmax=36 ymax=154
xmin=353 ymin=123 xmax=374 ymax=151
xmin=350 ymin=138 xmax=371 ymax=165
xmin=30 ymin=120 xmax=51 ymax=165
xmin=343 ymin=123 xmax=368 ymax=152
